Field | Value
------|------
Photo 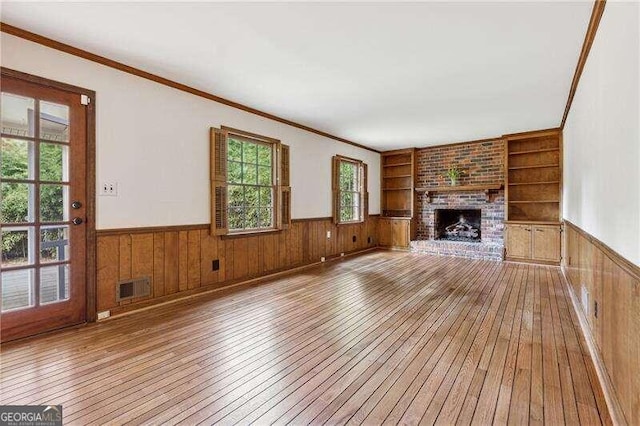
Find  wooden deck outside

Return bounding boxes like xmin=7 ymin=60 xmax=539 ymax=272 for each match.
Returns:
xmin=1 ymin=267 xmax=69 ymax=311
xmin=0 ymin=251 xmax=610 ymax=425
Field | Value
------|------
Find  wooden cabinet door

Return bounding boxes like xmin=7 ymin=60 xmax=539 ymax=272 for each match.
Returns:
xmin=532 ymin=225 xmax=561 ymax=262
xmin=378 ymin=219 xmax=392 ymax=247
xmin=392 ymin=220 xmax=410 ymax=249
xmin=506 ymin=225 xmax=532 ymax=259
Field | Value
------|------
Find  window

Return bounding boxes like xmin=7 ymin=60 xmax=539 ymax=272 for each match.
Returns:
xmin=210 ymin=127 xmax=290 ymax=235
xmin=332 ymin=155 xmax=368 ymax=224
xmin=227 ymin=136 xmax=274 ymax=231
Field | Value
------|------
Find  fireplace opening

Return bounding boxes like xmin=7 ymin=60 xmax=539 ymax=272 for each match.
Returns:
xmin=435 ymin=209 xmax=481 ymax=242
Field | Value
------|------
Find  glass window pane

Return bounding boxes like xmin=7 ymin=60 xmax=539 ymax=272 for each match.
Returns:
xmin=243 ymin=163 xmax=257 ymax=185
xmin=1 ymin=226 xmax=35 ymax=267
xmin=228 ymin=185 xmax=244 ymax=208
xmin=258 ymin=187 xmax=272 ymax=207
xmin=39 ymin=101 xmax=69 ymax=142
xmin=243 ymin=142 xmax=257 ymax=164
xmin=228 ymin=138 xmax=242 ymax=161
xmin=257 ymin=145 xmax=272 ymax=166
xmin=40 ymin=184 xmax=69 ymax=222
xmin=40 ymin=143 xmax=69 ymax=182
xmin=1 ymin=93 xmax=35 ymax=138
xmin=340 ymin=206 xmax=353 ymax=222
xmin=1 ymin=138 xmax=35 ymax=180
xmin=339 ymin=161 xmax=357 ymax=191
xmin=340 ymin=192 xmax=354 ymax=209
xmin=352 ymin=206 xmax=360 ymax=221
xmin=258 ymin=208 xmax=272 ymax=228
xmin=1 ymin=268 xmax=35 ymax=312
xmin=228 ymin=160 xmax=242 ymax=184
xmin=1 ymin=182 xmax=35 ymax=223
xmin=245 ymin=207 xmax=258 ymax=229
xmin=353 ymin=193 xmax=361 ymax=208
xmin=40 ymin=226 xmax=70 ymax=263
xmin=257 ymin=166 xmax=272 ymax=186
xmin=245 ymin=186 xmax=259 ymax=206
xmin=40 ymin=264 xmax=70 ymax=304
xmin=228 ymin=207 xmax=244 ymax=230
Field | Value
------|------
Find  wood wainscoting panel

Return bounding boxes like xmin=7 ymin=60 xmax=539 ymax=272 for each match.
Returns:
xmin=95 ymin=217 xmax=378 ymax=315
xmin=562 ymin=220 xmax=640 ymax=425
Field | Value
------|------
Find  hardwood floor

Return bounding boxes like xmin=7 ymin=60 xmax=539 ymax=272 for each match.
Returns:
xmin=0 ymin=251 xmax=611 ymax=425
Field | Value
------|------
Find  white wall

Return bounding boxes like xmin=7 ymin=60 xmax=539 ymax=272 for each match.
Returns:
xmin=0 ymin=34 xmax=380 ymax=229
xmin=563 ymin=1 xmax=640 ymax=266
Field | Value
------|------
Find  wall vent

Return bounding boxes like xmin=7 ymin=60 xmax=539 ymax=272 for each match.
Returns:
xmin=116 ymin=277 xmax=151 ymax=301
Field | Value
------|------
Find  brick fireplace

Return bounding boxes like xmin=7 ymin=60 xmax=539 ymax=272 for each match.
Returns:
xmin=410 ymin=139 xmax=505 ymax=261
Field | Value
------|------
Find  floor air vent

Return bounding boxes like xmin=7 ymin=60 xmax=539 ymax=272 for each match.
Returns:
xmin=116 ymin=277 xmax=151 ymax=301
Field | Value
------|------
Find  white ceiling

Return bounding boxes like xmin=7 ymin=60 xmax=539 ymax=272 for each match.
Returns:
xmin=1 ymin=1 xmax=593 ymax=151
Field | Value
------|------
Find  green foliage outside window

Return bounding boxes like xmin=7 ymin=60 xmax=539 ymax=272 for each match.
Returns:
xmin=1 ymin=138 xmax=66 ymax=263
xmin=338 ymin=160 xmax=361 ymax=222
xmin=227 ymin=137 xmax=274 ymax=231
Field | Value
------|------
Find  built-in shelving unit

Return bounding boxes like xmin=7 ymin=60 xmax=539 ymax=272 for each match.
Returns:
xmin=379 ymin=148 xmax=416 ymax=250
xmin=504 ymin=129 xmax=562 ymax=264
xmin=505 ymin=131 xmax=562 ymax=223
xmin=380 ymin=148 xmax=416 ymax=218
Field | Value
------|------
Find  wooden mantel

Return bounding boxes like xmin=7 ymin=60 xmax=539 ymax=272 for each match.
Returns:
xmin=415 ymin=183 xmax=504 ymax=202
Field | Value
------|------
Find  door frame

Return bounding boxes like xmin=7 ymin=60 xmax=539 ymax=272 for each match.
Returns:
xmin=2 ymin=67 xmax=97 ymax=323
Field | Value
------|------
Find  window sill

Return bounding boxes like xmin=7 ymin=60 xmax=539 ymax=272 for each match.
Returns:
xmin=336 ymin=220 xmax=365 ymax=226
xmin=221 ymin=228 xmax=282 ymax=239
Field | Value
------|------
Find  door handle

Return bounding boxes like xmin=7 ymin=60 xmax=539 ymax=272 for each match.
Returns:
xmin=72 ymin=217 xmax=84 ymax=225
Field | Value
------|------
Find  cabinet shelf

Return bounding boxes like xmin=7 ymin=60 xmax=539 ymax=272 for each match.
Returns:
xmin=383 ymin=162 xmax=412 ymax=167
xmin=383 ymin=174 xmax=413 ymax=178
xmin=508 ymin=181 xmax=559 ymax=186
xmin=508 ymin=163 xmax=559 ymax=170
xmin=508 ymin=147 xmax=559 ymax=156
xmin=508 ymin=200 xmax=559 ymax=204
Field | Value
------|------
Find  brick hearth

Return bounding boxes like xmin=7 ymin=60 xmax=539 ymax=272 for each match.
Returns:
xmin=411 ymin=139 xmax=505 ymax=261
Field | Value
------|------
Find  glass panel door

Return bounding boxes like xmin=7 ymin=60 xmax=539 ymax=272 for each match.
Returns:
xmin=1 ymin=75 xmax=87 ymax=341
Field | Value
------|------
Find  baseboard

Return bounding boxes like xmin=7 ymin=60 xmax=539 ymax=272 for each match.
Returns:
xmin=101 ymin=246 xmax=379 ymax=320
xmin=560 ymin=266 xmax=627 ymax=426
xmin=505 ymin=256 xmax=560 ymax=266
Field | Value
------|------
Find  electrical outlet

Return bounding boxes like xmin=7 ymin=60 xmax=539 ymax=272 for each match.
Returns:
xmin=100 ymin=182 xmax=118 ymax=196
xmin=212 ymin=259 xmax=220 ymax=271
xmin=97 ymin=310 xmax=111 ymax=320
xmin=326 ymin=230 xmax=331 ymax=239
xmin=581 ymin=286 xmax=589 ymax=315
xmin=352 ymin=235 xmax=357 ymax=243
xmin=320 ymin=256 xmax=326 ymax=262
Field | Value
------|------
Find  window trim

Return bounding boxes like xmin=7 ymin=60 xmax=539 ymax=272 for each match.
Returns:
xmin=332 ymin=155 xmax=368 ymax=225
xmin=211 ymin=126 xmax=290 ymax=237
xmin=223 ymin=127 xmax=280 ymax=234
